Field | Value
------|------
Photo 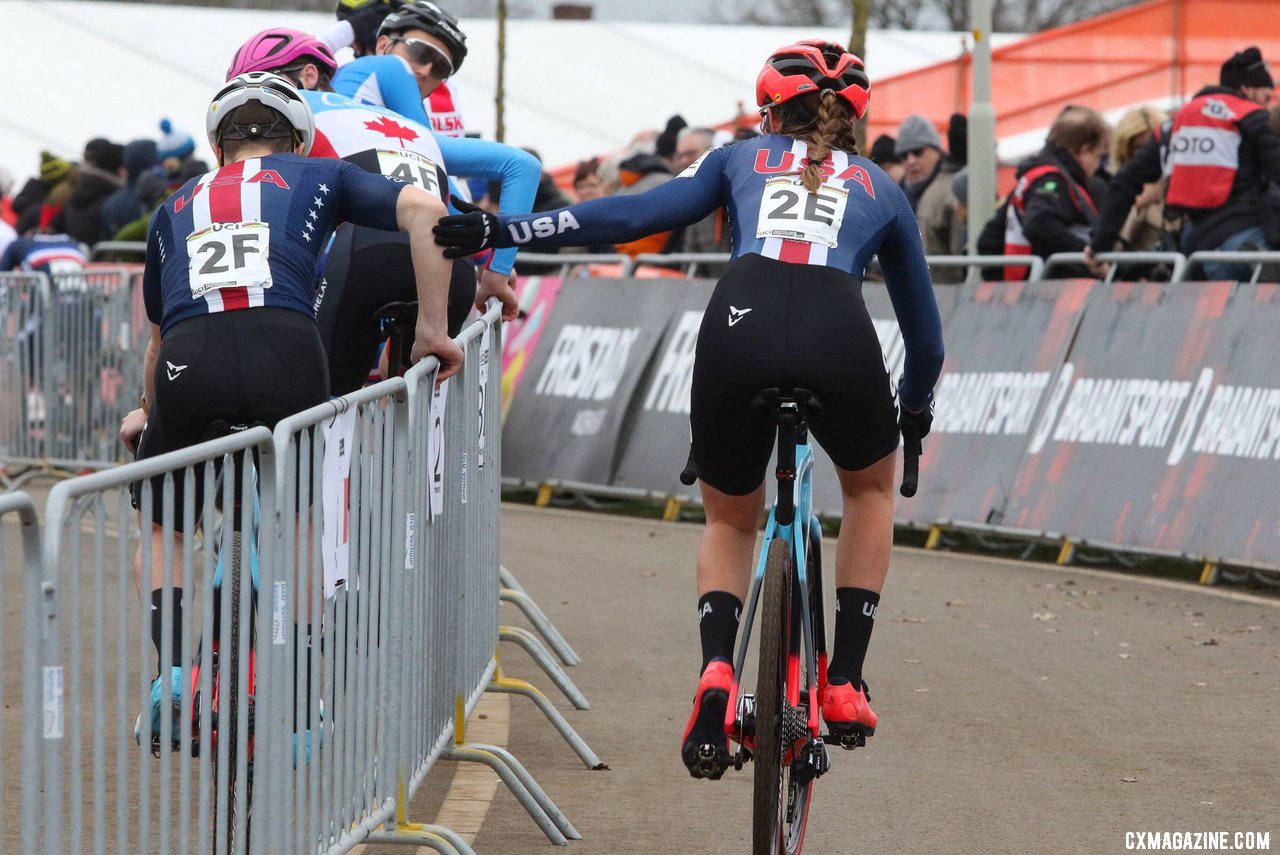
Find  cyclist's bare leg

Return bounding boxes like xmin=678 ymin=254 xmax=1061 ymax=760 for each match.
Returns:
xmin=832 ymin=450 xmax=897 ymax=592
xmin=135 ymin=521 xmax=185 ymax=596
xmin=696 ymin=482 xmax=766 ymax=600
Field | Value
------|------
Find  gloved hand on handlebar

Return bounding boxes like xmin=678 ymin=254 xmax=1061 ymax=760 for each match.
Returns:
xmin=433 ymin=196 xmax=500 ymax=258
xmin=897 ymin=389 xmax=934 ymax=448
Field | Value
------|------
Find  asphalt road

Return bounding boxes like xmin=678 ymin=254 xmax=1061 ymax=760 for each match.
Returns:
xmin=4 ymin=496 xmax=1277 ymax=854
xmin=439 ymin=506 xmax=1279 ymax=854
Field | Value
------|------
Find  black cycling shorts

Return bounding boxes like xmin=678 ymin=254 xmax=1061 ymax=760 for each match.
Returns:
xmin=691 ymin=253 xmax=900 ymax=496
xmin=132 ymin=308 xmax=329 ymax=530
xmin=316 ymin=223 xmax=478 ymax=397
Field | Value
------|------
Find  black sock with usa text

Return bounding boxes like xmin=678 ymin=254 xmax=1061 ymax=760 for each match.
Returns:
xmin=827 ymin=587 xmax=880 ymax=687
xmin=696 ymin=591 xmax=742 ymax=672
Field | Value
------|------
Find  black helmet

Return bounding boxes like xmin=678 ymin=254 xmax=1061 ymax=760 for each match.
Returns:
xmin=378 ymin=1 xmax=468 ymax=72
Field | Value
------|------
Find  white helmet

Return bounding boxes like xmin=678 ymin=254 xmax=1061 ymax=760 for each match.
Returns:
xmin=206 ymin=72 xmax=315 ymax=158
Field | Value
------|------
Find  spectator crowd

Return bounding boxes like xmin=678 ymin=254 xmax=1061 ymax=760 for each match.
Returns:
xmin=3 ymin=33 xmax=1278 ymax=282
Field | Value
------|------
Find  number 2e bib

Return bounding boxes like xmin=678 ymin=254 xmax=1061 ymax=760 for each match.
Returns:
xmin=187 ymin=221 xmax=272 ymax=299
xmin=755 ymin=177 xmax=849 ymax=248
xmin=376 ymin=149 xmax=443 ymax=200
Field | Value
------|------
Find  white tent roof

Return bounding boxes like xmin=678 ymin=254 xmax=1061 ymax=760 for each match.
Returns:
xmin=0 ymin=0 xmax=1021 ymax=184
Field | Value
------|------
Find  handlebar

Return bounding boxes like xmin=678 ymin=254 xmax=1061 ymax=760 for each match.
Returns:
xmin=899 ymin=434 xmax=922 ymax=498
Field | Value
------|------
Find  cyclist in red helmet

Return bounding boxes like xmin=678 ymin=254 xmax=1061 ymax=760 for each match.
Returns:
xmin=436 ymin=41 xmax=944 ymax=777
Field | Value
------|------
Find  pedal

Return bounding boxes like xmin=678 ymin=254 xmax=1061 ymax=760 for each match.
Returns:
xmin=822 ymin=729 xmax=868 ymax=750
xmin=793 ymin=739 xmax=830 ymax=784
xmin=687 ymin=744 xmax=732 ymax=780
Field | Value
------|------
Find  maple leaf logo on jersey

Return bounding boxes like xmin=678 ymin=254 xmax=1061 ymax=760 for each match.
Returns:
xmin=364 ymin=116 xmax=419 ymax=147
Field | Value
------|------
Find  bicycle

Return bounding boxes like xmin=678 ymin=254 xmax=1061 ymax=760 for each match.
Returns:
xmin=680 ymin=387 xmax=921 ymax=855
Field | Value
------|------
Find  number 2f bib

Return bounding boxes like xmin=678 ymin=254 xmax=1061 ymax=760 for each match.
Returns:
xmin=376 ymin=149 xmax=443 ymax=200
xmin=756 ymin=177 xmax=849 ymax=248
xmin=187 ymin=221 xmax=272 ymax=299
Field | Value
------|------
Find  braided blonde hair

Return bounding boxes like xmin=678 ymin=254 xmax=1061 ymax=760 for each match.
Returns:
xmin=775 ymin=91 xmax=860 ymax=193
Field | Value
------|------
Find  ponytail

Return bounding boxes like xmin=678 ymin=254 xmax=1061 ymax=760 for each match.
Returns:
xmin=774 ymin=91 xmax=861 ymax=194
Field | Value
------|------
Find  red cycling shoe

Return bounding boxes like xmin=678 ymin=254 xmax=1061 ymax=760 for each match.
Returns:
xmin=680 ymin=659 xmax=734 ymax=779
xmin=821 ymin=678 xmax=877 ymax=738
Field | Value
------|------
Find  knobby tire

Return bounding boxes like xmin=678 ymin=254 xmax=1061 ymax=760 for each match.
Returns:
xmin=753 ymin=539 xmax=791 ymax=855
xmin=213 ymin=531 xmax=252 ymax=855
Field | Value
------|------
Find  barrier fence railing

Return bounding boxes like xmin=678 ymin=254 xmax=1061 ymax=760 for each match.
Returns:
xmin=1043 ymin=251 xmax=1188 ymax=283
xmin=21 ymin=304 xmax=593 ymax=854
xmin=0 ymin=267 xmax=148 ymax=482
xmin=1179 ymin=251 xmax=1280 ymax=284
xmin=1 ymin=490 xmax=42 ymax=855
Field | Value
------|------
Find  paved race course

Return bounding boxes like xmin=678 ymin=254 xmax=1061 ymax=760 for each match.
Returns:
xmin=413 ymin=506 xmax=1279 ymax=855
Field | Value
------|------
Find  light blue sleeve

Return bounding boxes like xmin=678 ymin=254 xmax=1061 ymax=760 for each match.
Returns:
xmin=332 ymin=56 xmax=434 ymax=128
xmin=435 ymin=135 xmax=541 ymax=275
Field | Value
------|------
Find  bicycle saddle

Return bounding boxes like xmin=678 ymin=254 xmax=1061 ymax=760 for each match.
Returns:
xmin=749 ymin=387 xmax=826 ymax=416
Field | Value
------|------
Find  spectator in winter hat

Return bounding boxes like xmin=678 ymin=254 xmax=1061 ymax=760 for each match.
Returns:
xmin=101 ymin=139 xmax=159 ymax=239
xmin=52 ymin=138 xmax=125 ymax=246
xmin=1220 ymin=45 xmax=1274 ymax=106
xmin=897 ymin=115 xmax=965 ymax=278
xmin=13 ymin=151 xmax=74 ymax=235
xmin=655 ymin=114 xmax=688 ymax=170
xmin=156 ymin=118 xmax=195 ymax=161
xmin=869 ymin=134 xmax=903 ymax=182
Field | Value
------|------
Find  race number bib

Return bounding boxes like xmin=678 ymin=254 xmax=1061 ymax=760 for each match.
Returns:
xmin=186 ymin=221 xmax=272 ymax=299
xmin=376 ymin=149 xmax=443 ymax=200
xmin=755 ymin=177 xmax=849 ymax=248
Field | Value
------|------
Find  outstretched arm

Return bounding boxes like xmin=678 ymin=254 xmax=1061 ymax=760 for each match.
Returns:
xmin=434 ymin=145 xmax=730 ymax=256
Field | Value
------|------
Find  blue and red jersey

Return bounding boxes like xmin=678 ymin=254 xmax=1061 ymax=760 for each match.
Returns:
xmin=491 ymin=134 xmax=944 ymax=410
xmin=0 ymin=235 xmax=86 ymax=275
xmin=143 ymin=153 xmax=403 ymax=334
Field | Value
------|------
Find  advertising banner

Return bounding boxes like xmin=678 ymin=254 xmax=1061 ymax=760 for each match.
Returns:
xmin=898 ymin=279 xmax=1093 ymax=526
xmin=500 ymin=275 xmax=564 ymax=419
xmin=502 ymin=277 xmax=684 ymax=487
xmin=611 ymin=280 xmax=714 ymax=495
xmin=1003 ymin=282 xmax=1280 ymax=565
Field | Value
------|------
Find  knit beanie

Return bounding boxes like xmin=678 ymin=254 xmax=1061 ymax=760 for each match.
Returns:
xmin=869 ymin=134 xmax=899 ymax=165
xmin=894 ymin=115 xmax=944 ymax=156
xmin=157 ymin=118 xmax=196 ymax=161
xmin=123 ymin=139 xmax=159 ymax=180
xmin=1220 ymin=47 xmax=1273 ymax=90
xmin=40 ymin=151 xmax=73 ymax=185
xmin=84 ymin=137 xmax=125 ymax=173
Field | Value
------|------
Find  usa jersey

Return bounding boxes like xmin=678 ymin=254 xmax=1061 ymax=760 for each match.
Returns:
xmin=143 ymin=154 xmax=402 ymax=334
xmin=0 ymin=235 xmax=86 ymax=275
xmin=491 ymin=134 xmax=943 ymax=410
xmin=305 ymin=90 xmax=449 ymax=204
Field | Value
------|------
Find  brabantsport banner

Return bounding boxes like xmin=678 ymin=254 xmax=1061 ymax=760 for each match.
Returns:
xmin=900 ymin=279 xmax=1093 ymax=527
xmin=1002 ymin=281 xmax=1280 ymax=565
xmin=502 ymin=277 xmax=684 ymax=488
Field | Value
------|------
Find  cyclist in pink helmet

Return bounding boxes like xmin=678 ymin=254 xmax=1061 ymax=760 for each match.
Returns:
xmin=227 ymin=28 xmax=338 ymax=85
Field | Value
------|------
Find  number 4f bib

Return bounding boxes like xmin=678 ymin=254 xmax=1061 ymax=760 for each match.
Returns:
xmin=756 ymin=177 xmax=849 ymax=249
xmin=376 ymin=149 xmax=443 ymax=200
xmin=187 ymin=221 xmax=272 ymax=299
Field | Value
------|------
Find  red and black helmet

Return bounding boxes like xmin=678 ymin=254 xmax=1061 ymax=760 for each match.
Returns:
xmin=756 ymin=40 xmax=871 ymax=119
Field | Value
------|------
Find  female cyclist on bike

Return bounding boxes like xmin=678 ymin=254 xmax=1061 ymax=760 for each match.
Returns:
xmin=433 ymin=41 xmax=944 ymax=777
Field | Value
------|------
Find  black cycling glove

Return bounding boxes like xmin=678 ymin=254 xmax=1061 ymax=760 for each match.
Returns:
xmin=897 ymin=385 xmax=934 ymax=449
xmin=433 ymin=196 xmax=500 ymax=259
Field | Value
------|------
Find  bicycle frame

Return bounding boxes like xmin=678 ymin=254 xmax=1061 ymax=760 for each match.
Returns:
xmin=725 ymin=402 xmax=825 ymax=749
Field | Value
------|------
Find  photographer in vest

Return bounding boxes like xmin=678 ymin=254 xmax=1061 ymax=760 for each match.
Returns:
xmin=1086 ymin=47 xmax=1280 ymax=281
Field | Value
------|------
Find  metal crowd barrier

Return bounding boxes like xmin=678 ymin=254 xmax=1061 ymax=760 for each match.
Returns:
xmin=1 ymin=491 xmax=42 ymax=855
xmin=1178 ymin=251 xmax=1280 ymax=284
xmin=511 ymin=252 xmax=636 ymax=278
xmin=1043 ymin=251 xmax=1188 ymax=283
xmin=19 ymin=304 xmax=595 ymax=854
xmin=91 ymin=242 xmax=148 ymax=262
xmin=0 ymin=268 xmax=147 ymax=481
xmin=925 ymin=254 xmax=1044 ymax=284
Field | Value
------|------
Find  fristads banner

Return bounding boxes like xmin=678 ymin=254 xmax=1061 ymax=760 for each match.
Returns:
xmin=611 ymin=279 xmax=715 ymax=495
xmin=900 ymin=279 xmax=1094 ymax=526
xmin=502 ymin=277 xmax=685 ymax=487
xmin=1002 ymin=282 xmax=1280 ymax=566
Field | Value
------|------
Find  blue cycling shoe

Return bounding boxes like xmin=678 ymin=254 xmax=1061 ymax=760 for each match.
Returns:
xmin=135 ymin=666 xmax=184 ymax=753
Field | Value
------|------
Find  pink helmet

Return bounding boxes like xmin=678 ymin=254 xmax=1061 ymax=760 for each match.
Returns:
xmin=227 ymin=28 xmax=338 ymax=81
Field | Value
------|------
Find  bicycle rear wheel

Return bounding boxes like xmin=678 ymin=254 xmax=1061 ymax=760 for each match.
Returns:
xmin=753 ymin=539 xmax=791 ymax=855
xmin=212 ymin=531 xmax=253 ymax=855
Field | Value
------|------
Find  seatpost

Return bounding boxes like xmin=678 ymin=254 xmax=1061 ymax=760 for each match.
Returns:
xmin=775 ymin=403 xmax=799 ymax=527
